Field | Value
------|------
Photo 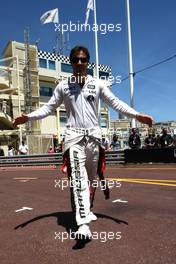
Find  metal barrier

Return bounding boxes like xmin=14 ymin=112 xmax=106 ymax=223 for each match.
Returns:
xmin=2 ymin=148 xmax=176 ymax=167
xmin=0 ymin=150 xmax=125 ymax=168
xmin=105 ymin=150 xmax=125 ymax=164
xmin=0 ymin=153 xmax=63 ymax=167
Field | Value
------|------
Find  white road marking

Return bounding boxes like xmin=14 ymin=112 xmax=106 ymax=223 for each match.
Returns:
xmin=108 ymin=185 xmax=115 ymax=189
xmin=112 ymin=199 xmax=128 ymax=203
xmin=15 ymin=207 xmax=33 ymax=212
xmin=13 ymin=177 xmax=37 ymax=180
xmin=19 ymin=180 xmax=29 ymax=182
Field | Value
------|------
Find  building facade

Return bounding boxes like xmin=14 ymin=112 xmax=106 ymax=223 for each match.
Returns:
xmin=153 ymin=121 xmax=176 ymax=136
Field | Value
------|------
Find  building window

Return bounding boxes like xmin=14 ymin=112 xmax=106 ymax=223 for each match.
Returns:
xmin=60 ymin=111 xmax=67 ymax=127
xmin=100 ymin=113 xmax=108 ymax=128
xmin=99 ymin=71 xmax=110 ymax=80
xmin=101 ymin=119 xmax=107 ymax=128
xmin=87 ymin=68 xmax=93 ymax=76
xmin=39 ymin=58 xmax=47 ymax=68
xmin=48 ymin=60 xmax=56 ymax=70
xmin=40 ymin=87 xmax=53 ymax=97
xmin=61 ymin=63 xmax=73 ymax=73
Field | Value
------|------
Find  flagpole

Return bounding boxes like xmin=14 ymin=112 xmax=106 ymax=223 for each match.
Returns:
xmin=126 ymin=0 xmax=136 ymax=128
xmin=93 ymin=0 xmax=101 ymax=122
xmin=93 ymin=0 xmax=99 ymax=78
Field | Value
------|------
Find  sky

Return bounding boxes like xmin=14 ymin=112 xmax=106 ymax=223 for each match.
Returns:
xmin=1 ymin=0 xmax=176 ymax=122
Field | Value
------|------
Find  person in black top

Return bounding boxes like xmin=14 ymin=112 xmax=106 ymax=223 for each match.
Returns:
xmin=145 ymin=133 xmax=156 ymax=148
xmin=129 ymin=128 xmax=141 ymax=149
xmin=0 ymin=148 xmax=5 ymax=156
xmin=159 ymin=128 xmax=173 ymax=148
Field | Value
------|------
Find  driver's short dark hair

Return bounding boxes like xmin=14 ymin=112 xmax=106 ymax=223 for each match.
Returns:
xmin=69 ymin=46 xmax=90 ymax=62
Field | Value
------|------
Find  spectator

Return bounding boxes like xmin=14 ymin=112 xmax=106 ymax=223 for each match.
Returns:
xmin=8 ymin=145 xmax=14 ymax=156
xmin=54 ymin=144 xmax=60 ymax=153
xmin=19 ymin=141 xmax=28 ymax=155
xmin=152 ymin=133 xmax=157 ymax=147
xmin=173 ymin=135 xmax=176 ymax=147
xmin=47 ymin=145 xmax=55 ymax=153
xmin=101 ymin=136 xmax=109 ymax=150
xmin=110 ymin=134 xmax=121 ymax=151
xmin=129 ymin=128 xmax=141 ymax=149
xmin=145 ymin=133 xmax=156 ymax=148
xmin=159 ymin=128 xmax=174 ymax=148
xmin=60 ymin=138 xmax=65 ymax=152
xmin=0 ymin=148 xmax=4 ymax=156
xmin=154 ymin=134 xmax=160 ymax=148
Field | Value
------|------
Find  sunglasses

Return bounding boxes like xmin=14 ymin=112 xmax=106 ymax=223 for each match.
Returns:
xmin=71 ymin=57 xmax=88 ymax=64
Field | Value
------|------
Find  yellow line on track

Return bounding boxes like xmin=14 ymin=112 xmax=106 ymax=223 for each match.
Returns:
xmin=107 ymin=178 xmax=176 ymax=187
xmin=107 ymin=178 xmax=176 ymax=183
xmin=106 ymin=167 xmax=176 ymax=170
xmin=61 ymin=177 xmax=176 ymax=187
xmin=121 ymin=180 xmax=176 ymax=187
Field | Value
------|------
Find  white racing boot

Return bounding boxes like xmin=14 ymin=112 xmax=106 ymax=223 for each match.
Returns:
xmin=88 ymin=212 xmax=97 ymax=221
xmin=75 ymin=224 xmax=92 ymax=240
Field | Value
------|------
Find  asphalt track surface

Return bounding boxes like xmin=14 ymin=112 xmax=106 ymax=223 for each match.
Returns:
xmin=0 ymin=165 xmax=176 ymax=264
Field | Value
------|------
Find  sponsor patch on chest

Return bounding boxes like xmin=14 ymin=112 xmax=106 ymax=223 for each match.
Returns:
xmin=87 ymin=84 xmax=95 ymax=89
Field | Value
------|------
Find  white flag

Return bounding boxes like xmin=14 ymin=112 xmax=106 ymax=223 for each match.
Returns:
xmin=85 ymin=0 xmax=94 ymax=26
xmin=40 ymin=8 xmax=58 ymax=24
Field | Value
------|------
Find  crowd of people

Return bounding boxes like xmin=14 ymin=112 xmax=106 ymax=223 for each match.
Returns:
xmin=130 ymin=128 xmax=175 ymax=149
xmin=0 ymin=128 xmax=175 ymax=157
xmin=0 ymin=141 xmax=29 ymax=157
xmin=100 ymin=127 xmax=176 ymax=151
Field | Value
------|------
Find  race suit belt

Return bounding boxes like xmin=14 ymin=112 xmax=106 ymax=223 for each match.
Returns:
xmin=67 ymin=127 xmax=97 ymax=136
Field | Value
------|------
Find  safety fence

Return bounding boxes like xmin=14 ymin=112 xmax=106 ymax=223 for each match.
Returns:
xmin=105 ymin=150 xmax=125 ymax=164
xmin=0 ymin=150 xmax=125 ymax=168
xmin=0 ymin=153 xmax=63 ymax=167
xmin=1 ymin=148 xmax=176 ymax=168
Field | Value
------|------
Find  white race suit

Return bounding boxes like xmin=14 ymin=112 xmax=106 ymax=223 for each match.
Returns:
xmin=27 ymin=75 xmax=138 ymax=226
